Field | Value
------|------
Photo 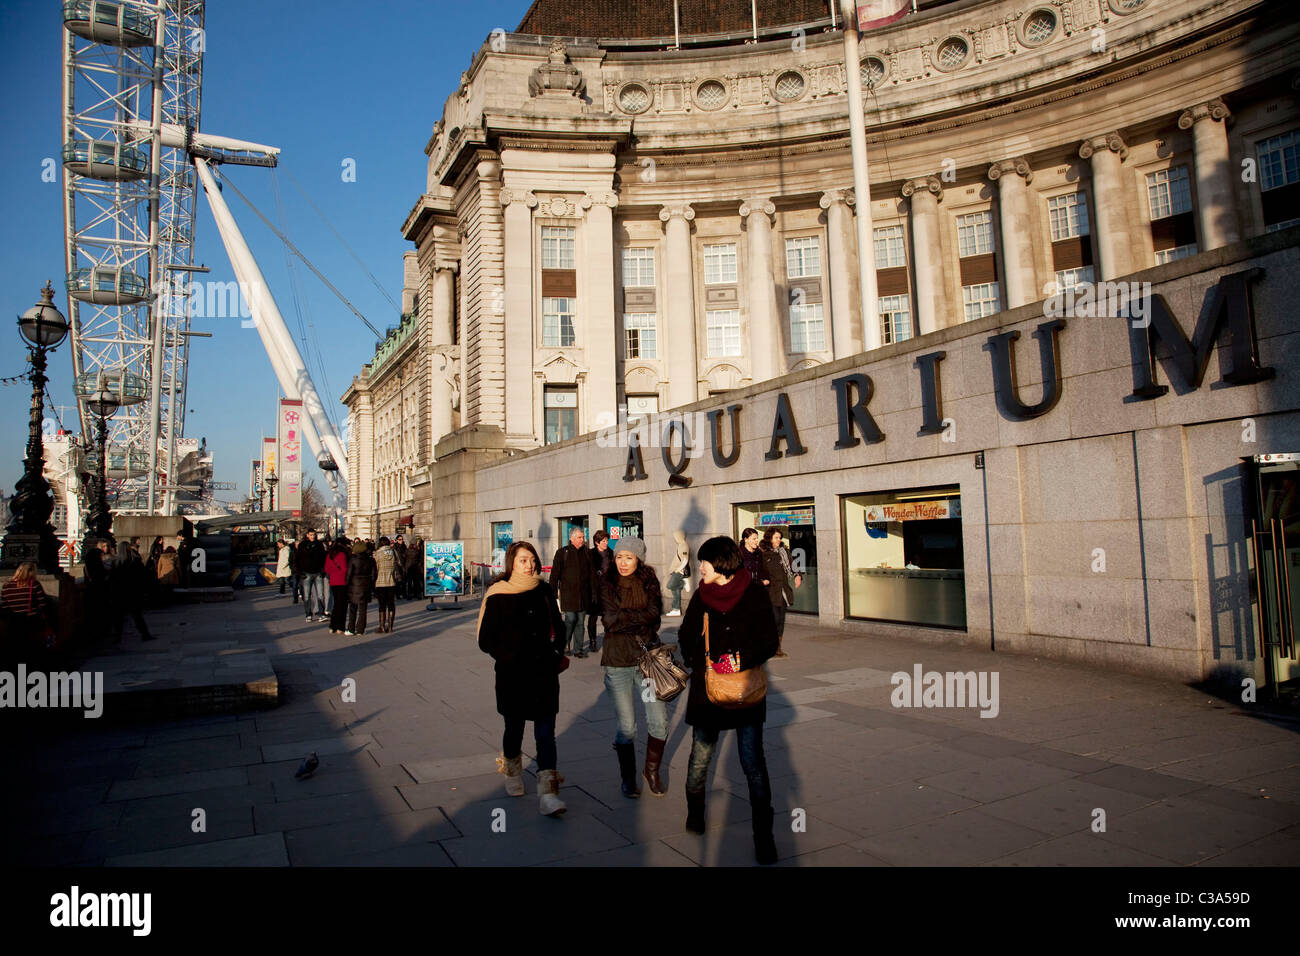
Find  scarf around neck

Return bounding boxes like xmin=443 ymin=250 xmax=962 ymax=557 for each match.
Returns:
xmin=699 ymin=568 xmax=752 ymax=613
xmin=476 ymin=571 xmax=543 ymax=637
xmin=615 ymin=571 xmax=648 ymax=609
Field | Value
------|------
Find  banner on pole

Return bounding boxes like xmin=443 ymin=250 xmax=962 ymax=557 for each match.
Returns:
xmin=857 ymin=0 xmax=910 ymax=30
xmin=277 ymin=399 xmax=304 ymax=517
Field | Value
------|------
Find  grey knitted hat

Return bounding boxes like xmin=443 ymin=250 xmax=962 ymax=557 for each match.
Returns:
xmin=612 ymin=536 xmax=647 ymax=562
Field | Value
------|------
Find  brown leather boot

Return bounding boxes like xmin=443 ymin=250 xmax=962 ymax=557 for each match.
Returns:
xmin=642 ymin=735 xmax=667 ymax=796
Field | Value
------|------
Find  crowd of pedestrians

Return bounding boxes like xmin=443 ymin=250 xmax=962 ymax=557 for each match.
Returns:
xmin=475 ymin=526 xmax=801 ymax=864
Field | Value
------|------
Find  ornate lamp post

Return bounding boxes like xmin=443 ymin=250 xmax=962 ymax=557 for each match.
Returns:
xmin=264 ymin=469 xmax=278 ymax=512
xmin=81 ymin=373 xmax=120 ymax=549
xmin=255 ymin=483 xmax=265 ymax=512
xmin=4 ymin=282 xmax=70 ymax=572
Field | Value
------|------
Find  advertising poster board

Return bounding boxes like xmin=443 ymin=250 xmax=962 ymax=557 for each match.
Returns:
xmin=277 ymin=399 xmax=304 ymax=517
xmin=425 ymin=541 xmax=465 ymax=597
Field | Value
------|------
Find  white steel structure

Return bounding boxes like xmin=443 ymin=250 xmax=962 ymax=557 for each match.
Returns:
xmin=61 ymin=0 xmax=348 ymax=515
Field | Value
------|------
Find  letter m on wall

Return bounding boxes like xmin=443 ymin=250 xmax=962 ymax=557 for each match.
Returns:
xmin=1129 ymin=269 xmax=1274 ymax=399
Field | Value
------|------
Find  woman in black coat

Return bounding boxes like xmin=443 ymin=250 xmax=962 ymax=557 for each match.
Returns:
xmin=477 ymin=541 xmax=568 ymax=816
xmin=676 ymin=535 xmax=780 ymax=864
xmin=344 ymin=541 xmax=376 ymax=636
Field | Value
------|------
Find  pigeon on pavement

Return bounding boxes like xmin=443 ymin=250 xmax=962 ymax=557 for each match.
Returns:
xmin=294 ymin=752 xmax=320 ymax=780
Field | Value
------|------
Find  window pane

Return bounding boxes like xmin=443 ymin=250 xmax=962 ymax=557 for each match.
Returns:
xmin=703 ymin=243 xmax=737 ymax=284
xmin=873 ymin=225 xmax=906 ymax=268
xmin=541 ymin=226 xmax=575 ymax=269
xmin=543 ymin=297 xmax=575 ymax=347
xmin=706 ymin=309 xmax=741 ymax=357
xmin=879 ymin=294 xmax=912 ymax=344
xmin=1047 ymin=193 xmax=1089 ymax=241
xmin=1154 ymin=244 xmax=1198 ymax=264
xmin=1052 ymin=265 xmax=1094 ymax=291
xmin=785 ymin=236 xmax=820 ymax=277
xmin=1259 ymin=130 xmax=1300 ymax=192
xmin=622 ymin=248 xmax=655 ymax=287
xmin=1146 ymin=167 xmax=1192 ymax=220
xmin=790 ymin=302 xmax=825 ymax=352
xmin=623 ymin=313 xmax=657 ymax=359
xmin=956 ymin=211 xmax=994 ymax=257
xmin=961 ymin=282 xmax=1000 ymax=321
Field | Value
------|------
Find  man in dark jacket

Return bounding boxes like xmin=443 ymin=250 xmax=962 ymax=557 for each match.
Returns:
xmin=297 ymin=529 xmax=328 ymax=622
xmin=404 ymin=538 xmax=423 ymax=599
xmin=586 ymin=530 xmax=612 ymax=652
xmin=549 ymin=526 xmax=595 ymax=658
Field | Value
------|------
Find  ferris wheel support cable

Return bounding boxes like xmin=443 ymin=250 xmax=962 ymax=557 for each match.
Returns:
xmin=193 ymin=157 xmax=348 ymax=490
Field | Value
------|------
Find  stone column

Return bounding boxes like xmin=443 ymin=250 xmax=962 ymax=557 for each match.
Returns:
xmin=659 ymin=202 xmax=698 ymax=408
xmin=988 ymin=157 xmax=1036 ymax=309
xmin=1078 ymin=132 xmax=1132 ymax=280
xmin=500 ymin=187 xmax=537 ymax=440
xmin=582 ymin=191 xmax=619 ymax=434
xmin=901 ymin=176 xmax=944 ymax=336
xmin=740 ymin=197 xmax=781 ymax=383
xmin=819 ymin=187 xmax=857 ymax=357
xmin=429 ymin=255 xmax=458 ymax=449
xmin=1178 ymin=98 xmax=1239 ymax=250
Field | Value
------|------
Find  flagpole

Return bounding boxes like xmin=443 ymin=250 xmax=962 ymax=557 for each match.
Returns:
xmin=840 ymin=0 xmax=881 ymax=352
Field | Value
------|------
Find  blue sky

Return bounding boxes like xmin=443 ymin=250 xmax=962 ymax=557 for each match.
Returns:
xmin=0 ymin=0 xmax=531 ymax=509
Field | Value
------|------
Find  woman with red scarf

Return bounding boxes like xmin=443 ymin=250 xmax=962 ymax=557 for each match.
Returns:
xmin=675 ymin=535 xmax=780 ymax=864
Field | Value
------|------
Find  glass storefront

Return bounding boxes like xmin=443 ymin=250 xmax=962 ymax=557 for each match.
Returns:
xmin=603 ymin=511 xmax=643 ymax=541
xmin=558 ymin=514 xmax=590 ymax=544
xmin=734 ymin=498 xmax=819 ymax=614
xmin=842 ymin=486 xmax=966 ymax=629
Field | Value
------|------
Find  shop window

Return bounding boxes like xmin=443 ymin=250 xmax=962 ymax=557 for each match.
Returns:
xmin=842 ymin=487 xmax=965 ymax=628
xmin=603 ymin=512 xmax=643 ymax=542
xmin=734 ymin=499 xmax=819 ymax=614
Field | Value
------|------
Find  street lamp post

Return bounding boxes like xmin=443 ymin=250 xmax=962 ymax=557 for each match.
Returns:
xmin=4 ymin=282 xmax=70 ymax=573
xmin=82 ymin=374 xmax=120 ymax=548
xmin=264 ymin=469 xmax=278 ymax=512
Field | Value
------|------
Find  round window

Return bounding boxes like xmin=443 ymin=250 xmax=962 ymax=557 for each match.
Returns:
xmin=774 ymin=70 xmax=806 ymax=101
xmin=1109 ymin=0 xmax=1147 ymax=12
xmin=695 ymin=79 xmax=728 ymax=110
xmin=861 ymin=56 xmax=887 ymax=89
xmin=618 ymin=83 xmax=651 ymax=114
xmin=1022 ymin=9 xmax=1057 ymax=45
xmin=934 ymin=36 xmax=970 ymax=72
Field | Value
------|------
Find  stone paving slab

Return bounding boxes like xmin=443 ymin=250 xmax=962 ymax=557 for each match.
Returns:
xmin=7 ymin=586 xmax=1299 ymax=867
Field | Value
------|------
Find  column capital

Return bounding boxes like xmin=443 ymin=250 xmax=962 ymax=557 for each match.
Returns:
xmin=658 ymin=201 xmax=695 ymax=223
xmin=819 ymin=187 xmax=856 ymax=209
xmin=1079 ymin=132 xmax=1128 ymax=162
xmin=1178 ymin=98 xmax=1230 ymax=130
xmin=988 ymin=157 xmax=1033 ymax=184
xmin=433 ymin=257 xmax=460 ymax=274
xmin=499 ymin=188 xmax=538 ymax=209
xmin=739 ymin=197 xmax=776 ymax=221
xmin=901 ymin=176 xmax=943 ymax=201
xmin=582 ymin=190 xmax=619 ymax=209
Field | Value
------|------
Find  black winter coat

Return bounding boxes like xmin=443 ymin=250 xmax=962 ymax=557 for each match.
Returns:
xmin=478 ymin=581 xmax=566 ymax=719
xmin=676 ymin=575 xmax=779 ymax=729
xmin=298 ymin=539 xmax=327 ymax=575
xmin=549 ymin=544 xmax=595 ymax=612
xmin=346 ymin=553 xmax=376 ymax=603
xmin=760 ymin=548 xmax=793 ymax=606
xmin=599 ymin=570 xmax=662 ymax=668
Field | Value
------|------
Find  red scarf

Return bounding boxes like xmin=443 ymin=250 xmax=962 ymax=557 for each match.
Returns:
xmin=698 ymin=568 xmax=751 ymax=613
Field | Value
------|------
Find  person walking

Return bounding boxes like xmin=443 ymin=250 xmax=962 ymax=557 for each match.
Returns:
xmin=344 ymin=540 xmax=376 ymax=636
xmin=549 ymin=526 xmax=595 ymax=659
xmin=404 ymin=538 xmax=423 ymax=600
xmin=586 ymin=530 xmax=612 ymax=652
xmin=740 ymin=528 xmax=766 ymax=582
xmin=759 ymin=527 xmax=799 ymax=659
xmin=665 ymin=529 xmax=690 ymax=617
xmin=325 ymin=537 xmax=350 ymax=634
xmin=476 ymin=541 xmax=568 ymax=816
xmin=155 ymin=546 xmax=180 ymax=602
xmin=297 ymin=529 xmax=328 ymax=622
xmin=109 ymin=541 xmax=155 ymax=643
xmin=676 ymin=535 xmax=780 ymax=864
xmin=599 ymin=536 xmax=669 ymax=798
xmin=2 ymin=562 xmax=55 ymax=663
xmin=82 ymin=545 xmax=112 ymax=648
xmin=373 ymin=536 xmax=399 ymax=633
xmin=275 ymin=538 xmax=295 ymax=597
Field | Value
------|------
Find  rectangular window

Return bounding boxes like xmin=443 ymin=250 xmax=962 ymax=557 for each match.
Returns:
xmin=1259 ymin=130 xmax=1300 ymax=192
xmin=873 ymin=225 xmax=907 ymax=269
xmin=1146 ymin=167 xmax=1193 ymax=221
xmin=622 ymin=247 xmax=655 ymax=287
xmin=623 ymin=313 xmax=657 ymax=359
xmin=842 ymin=487 xmax=965 ymax=628
xmin=541 ymin=226 xmax=575 ymax=269
xmin=1154 ymin=245 xmax=1197 ymax=265
xmin=703 ymin=243 xmax=738 ymax=284
xmin=790 ymin=301 xmax=826 ymax=353
xmin=544 ymin=387 xmax=577 ymax=445
xmin=542 ymin=297 xmax=575 ymax=347
xmin=956 ymin=211 xmax=994 ymax=257
xmin=961 ymin=282 xmax=1000 ymax=322
xmin=879 ymin=294 xmax=912 ymax=344
xmin=1052 ymin=265 xmax=1094 ymax=291
xmin=706 ymin=309 xmax=741 ymax=357
xmin=1047 ymin=193 xmax=1089 ymax=241
xmin=785 ymin=236 xmax=821 ymax=278
xmin=625 ymin=394 xmax=658 ymax=425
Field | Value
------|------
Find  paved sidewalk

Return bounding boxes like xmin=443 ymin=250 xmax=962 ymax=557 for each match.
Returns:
xmin=4 ymin=586 xmax=1299 ymax=866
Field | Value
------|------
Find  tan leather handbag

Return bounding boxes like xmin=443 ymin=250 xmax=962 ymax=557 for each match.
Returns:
xmin=703 ymin=613 xmax=767 ymax=709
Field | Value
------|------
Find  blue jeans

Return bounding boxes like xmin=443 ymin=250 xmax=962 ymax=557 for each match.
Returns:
xmin=685 ymin=724 xmax=771 ymax=812
xmin=503 ymin=715 xmax=557 ymax=771
xmin=303 ymin=573 xmax=327 ymax=617
xmin=603 ymin=665 xmax=667 ymax=744
xmin=563 ymin=611 xmax=587 ymax=654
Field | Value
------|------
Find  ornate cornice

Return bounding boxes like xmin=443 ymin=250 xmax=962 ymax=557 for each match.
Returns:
xmin=583 ymin=191 xmax=620 ymax=209
xmin=1178 ymin=97 xmax=1230 ymax=130
xmin=1079 ymin=131 xmax=1128 ymax=162
xmin=499 ymin=188 xmax=538 ymax=209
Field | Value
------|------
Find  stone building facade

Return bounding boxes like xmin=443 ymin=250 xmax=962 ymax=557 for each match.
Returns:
xmin=342 ymin=0 xmax=1300 ymax=685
